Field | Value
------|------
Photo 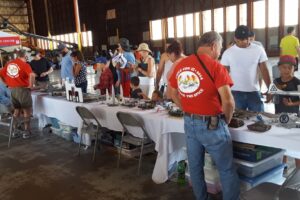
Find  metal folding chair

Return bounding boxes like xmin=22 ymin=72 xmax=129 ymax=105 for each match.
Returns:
xmin=116 ymin=111 xmax=152 ymax=175
xmin=76 ymin=106 xmax=104 ymax=162
xmin=241 ymin=168 xmax=300 ymax=200
xmin=0 ymin=105 xmax=14 ymax=148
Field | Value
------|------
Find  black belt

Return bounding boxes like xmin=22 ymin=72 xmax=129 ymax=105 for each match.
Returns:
xmin=184 ymin=112 xmax=225 ymax=121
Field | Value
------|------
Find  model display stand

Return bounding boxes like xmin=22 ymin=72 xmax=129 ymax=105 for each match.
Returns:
xmin=168 ymin=107 xmax=184 ymax=117
xmin=65 ymin=81 xmax=83 ymax=103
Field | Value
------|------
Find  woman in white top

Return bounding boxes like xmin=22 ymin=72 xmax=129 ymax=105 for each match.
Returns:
xmin=136 ymin=43 xmax=155 ymax=98
xmin=166 ymin=40 xmax=186 ymax=99
xmin=155 ymin=43 xmax=173 ymax=93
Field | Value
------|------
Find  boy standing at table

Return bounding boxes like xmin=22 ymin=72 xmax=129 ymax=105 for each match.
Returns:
xmin=270 ymin=55 xmax=300 ymax=168
xmin=273 ymin=55 xmax=300 ymax=114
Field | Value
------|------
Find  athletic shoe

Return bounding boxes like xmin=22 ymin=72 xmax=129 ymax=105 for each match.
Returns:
xmin=22 ymin=131 xmax=31 ymax=139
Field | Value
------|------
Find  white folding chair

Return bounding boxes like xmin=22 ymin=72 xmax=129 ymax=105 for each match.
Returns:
xmin=76 ymin=106 xmax=104 ymax=162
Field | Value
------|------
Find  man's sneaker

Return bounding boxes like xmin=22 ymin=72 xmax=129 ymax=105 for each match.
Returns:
xmin=284 ymin=165 xmax=289 ymax=175
xmin=12 ymin=132 xmax=21 ymax=138
xmin=22 ymin=131 xmax=31 ymax=139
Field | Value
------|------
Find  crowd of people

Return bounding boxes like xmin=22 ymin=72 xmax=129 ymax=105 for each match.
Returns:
xmin=0 ymin=25 xmax=300 ymax=200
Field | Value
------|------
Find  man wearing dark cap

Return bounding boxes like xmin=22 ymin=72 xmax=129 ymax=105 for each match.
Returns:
xmin=221 ymin=25 xmax=271 ymax=112
xmin=116 ymin=38 xmax=135 ymax=97
xmin=57 ymin=43 xmax=73 ymax=82
xmin=30 ymin=51 xmax=54 ymax=88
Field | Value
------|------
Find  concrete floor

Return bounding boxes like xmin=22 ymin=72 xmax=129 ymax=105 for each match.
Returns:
xmin=0 ymin=126 xmax=197 ymax=200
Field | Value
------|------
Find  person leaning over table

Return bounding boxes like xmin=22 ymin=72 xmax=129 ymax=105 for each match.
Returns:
xmin=221 ymin=25 xmax=271 ymax=112
xmin=93 ymin=57 xmax=114 ymax=95
xmin=29 ymin=50 xmax=54 ymax=89
xmin=70 ymin=50 xmax=88 ymax=93
xmin=168 ymin=31 xmax=240 ymax=200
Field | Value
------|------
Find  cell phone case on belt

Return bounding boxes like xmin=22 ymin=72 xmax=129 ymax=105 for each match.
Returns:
xmin=207 ymin=116 xmax=219 ymax=130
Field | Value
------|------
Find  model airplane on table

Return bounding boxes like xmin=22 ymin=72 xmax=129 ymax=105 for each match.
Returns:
xmin=268 ymin=83 xmax=300 ymax=96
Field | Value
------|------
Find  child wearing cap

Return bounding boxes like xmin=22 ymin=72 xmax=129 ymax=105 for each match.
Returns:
xmin=273 ymin=55 xmax=300 ymax=114
xmin=93 ymin=57 xmax=114 ymax=95
xmin=272 ymin=55 xmax=300 ymax=170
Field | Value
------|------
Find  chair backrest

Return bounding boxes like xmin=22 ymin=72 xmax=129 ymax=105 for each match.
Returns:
xmin=116 ymin=111 xmax=150 ymax=139
xmin=76 ymin=106 xmax=101 ymax=128
xmin=274 ymin=168 xmax=300 ymax=198
xmin=282 ymin=168 xmax=300 ymax=188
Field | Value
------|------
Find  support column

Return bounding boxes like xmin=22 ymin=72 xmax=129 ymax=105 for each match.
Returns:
xmin=44 ymin=0 xmax=52 ymax=49
xmin=73 ymin=0 xmax=82 ymax=50
xmin=28 ymin=0 xmax=36 ymax=46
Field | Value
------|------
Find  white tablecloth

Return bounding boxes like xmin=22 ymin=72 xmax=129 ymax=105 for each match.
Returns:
xmin=31 ymin=92 xmax=300 ymax=184
xmin=32 ymin=92 xmax=83 ymax=127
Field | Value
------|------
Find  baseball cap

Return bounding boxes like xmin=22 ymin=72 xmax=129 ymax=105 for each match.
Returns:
xmin=95 ymin=57 xmax=107 ymax=64
xmin=235 ymin=25 xmax=250 ymax=40
xmin=278 ymin=55 xmax=297 ymax=67
xmin=57 ymin=43 xmax=67 ymax=51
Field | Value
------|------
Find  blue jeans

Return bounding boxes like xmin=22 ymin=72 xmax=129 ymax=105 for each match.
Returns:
xmin=184 ymin=116 xmax=240 ymax=200
xmin=232 ymin=91 xmax=264 ymax=112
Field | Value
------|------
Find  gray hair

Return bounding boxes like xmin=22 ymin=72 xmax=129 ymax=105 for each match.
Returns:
xmin=16 ymin=49 xmax=27 ymax=58
xmin=198 ymin=31 xmax=223 ymax=47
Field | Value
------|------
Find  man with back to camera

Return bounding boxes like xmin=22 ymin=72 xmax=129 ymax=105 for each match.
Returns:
xmin=0 ymin=49 xmax=35 ymax=138
xmin=169 ymin=31 xmax=240 ymax=200
xmin=280 ymin=26 xmax=300 ymax=71
xmin=221 ymin=25 xmax=271 ymax=112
